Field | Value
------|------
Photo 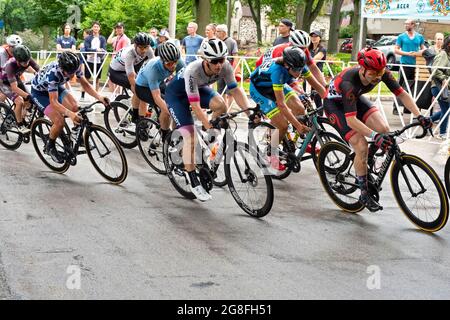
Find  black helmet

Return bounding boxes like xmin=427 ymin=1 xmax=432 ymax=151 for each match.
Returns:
xmin=282 ymin=47 xmax=306 ymax=71
xmin=134 ymin=32 xmax=152 ymax=46
xmin=158 ymin=41 xmax=180 ymax=63
xmin=13 ymin=45 xmax=31 ymax=63
xmin=58 ymin=51 xmax=80 ymax=74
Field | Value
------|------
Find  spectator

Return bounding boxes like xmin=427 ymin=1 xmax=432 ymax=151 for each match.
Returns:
xmin=216 ymin=24 xmax=239 ymax=107
xmin=84 ymin=21 xmax=107 ymax=94
xmin=181 ymin=22 xmax=204 ymax=65
xmin=308 ymin=30 xmax=327 ymax=111
xmin=158 ymin=28 xmax=170 ymax=45
xmin=430 ymin=36 xmax=450 ymax=139
xmin=149 ymin=28 xmax=158 ymax=49
xmin=107 ymin=22 xmax=131 ymax=56
xmin=273 ymin=18 xmax=293 ymax=46
xmin=394 ymin=19 xmax=426 ymax=114
xmin=79 ymin=28 xmax=91 ymax=100
xmin=423 ymin=32 xmax=444 ymax=68
xmin=56 ymin=24 xmax=76 ymax=54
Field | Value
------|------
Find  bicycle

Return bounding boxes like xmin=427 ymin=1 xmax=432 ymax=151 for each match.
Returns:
xmin=31 ymin=101 xmax=128 ymax=184
xmin=317 ymin=121 xmax=449 ymax=232
xmin=249 ymin=93 xmax=344 ymax=180
xmin=163 ymin=107 xmax=274 ymax=218
xmin=0 ymin=93 xmax=49 ymax=150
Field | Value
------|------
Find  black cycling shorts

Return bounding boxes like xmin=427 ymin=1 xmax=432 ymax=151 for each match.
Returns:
xmin=108 ymin=67 xmax=131 ymax=89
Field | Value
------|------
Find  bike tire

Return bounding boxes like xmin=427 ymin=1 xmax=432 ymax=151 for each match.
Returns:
xmin=310 ymin=131 xmax=346 ymax=169
xmin=391 ymin=154 xmax=449 ymax=232
xmin=31 ymin=117 xmax=70 ymax=173
xmin=0 ymin=102 xmax=23 ymax=150
xmin=136 ymin=118 xmax=166 ymax=174
xmin=103 ymin=101 xmax=137 ymax=149
xmin=225 ymin=141 xmax=274 ymax=218
xmin=84 ymin=124 xmax=128 ymax=184
xmin=317 ymin=141 xmax=364 ymax=213
xmin=444 ymin=156 xmax=450 ymax=199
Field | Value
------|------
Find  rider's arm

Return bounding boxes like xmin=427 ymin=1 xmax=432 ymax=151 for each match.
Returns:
xmin=303 ymin=69 xmax=326 ymax=98
xmin=273 ymin=88 xmax=305 ymax=132
xmin=150 ymin=88 xmax=168 ymax=111
xmin=308 ymin=62 xmax=326 ymax=87
xmin=397 ymin=91 xmax=421 ymax=117
xmin=10 ymin=82 xmax=29 ymax=99
xmin=228 ymin=87 xmax=250 ymax=116
xmin=78 ymin=76 xmax=103 ymax=101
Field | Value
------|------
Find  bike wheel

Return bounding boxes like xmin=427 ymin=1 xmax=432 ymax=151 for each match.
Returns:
xmin=225 ymin=142 xmax=274 ymax=218
xmin=0 ymin=102 xmax=22 ymax=150
xmin=310 ymin=131 xmax=346 ymax=169
xmin=163 ymin=131 xmax=196 ymax=199
xmin=249 ymin=121 xmax=292 ymax=180
xmin=103 ymin=101 xmax=137 ymax=149
xmin=444 ymin=156 xmax=450 ymax=198
xmin=136 ymin=118 xmax=166 ymax=174
xmin=84 ymin=124 xmax=128 ymax=184
xmin=391 ymin=154 xmax=449 ymax=232
xmin=317 ymin=141 xmax=364 ymax=213
xmin=31 ymin=118 xmax=70 ymax=173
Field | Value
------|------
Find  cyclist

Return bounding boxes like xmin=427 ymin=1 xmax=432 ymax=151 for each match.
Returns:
xmin=250 ymin=47 xmax=324 ymax=171
xmin=31 ymin=52 xmax=109 ymax=163
xmin=1 ymin=35 xmax=23 ymax=102
xmin=323 ymin=47 xmax=432 ymax=212
xmin=135 ymin=41 xmax=185 ymax=140
xmin=108 ymin=32 xmax=155 ymax=123
xmin=165 ymin=39 xmax=252 ymax=201
xmin=256 ymin=29 xmax=327 ymax=87
xmin=0 ymin=45 xmax=40 ymax=133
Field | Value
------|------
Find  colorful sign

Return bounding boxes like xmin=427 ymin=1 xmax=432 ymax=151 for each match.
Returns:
xmin=362 ymin=0 xmax=450 ymax=19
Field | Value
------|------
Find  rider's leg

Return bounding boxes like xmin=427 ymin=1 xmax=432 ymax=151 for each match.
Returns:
xmin=286 ymin=94 xmax=306 ymax=116
xmin=13 ymin=96 xmax=25 ymax=124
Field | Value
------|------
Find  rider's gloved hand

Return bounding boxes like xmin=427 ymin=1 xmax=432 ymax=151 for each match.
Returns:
xmin=99 ymin=96 xmax=110 ymax=106
xmin=373 ymin=133 xmax=394 ymax=151
xmin=417 ymin=115 xmax=432 ymax=130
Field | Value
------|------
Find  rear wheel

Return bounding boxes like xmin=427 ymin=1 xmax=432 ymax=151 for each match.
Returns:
xmin=0 ymin=103 xmax=22 ymax=150
xmin=136 ymin=118 xmax=166 ymax=174
xmin=103 ymin=101 xmax=137 ymax=149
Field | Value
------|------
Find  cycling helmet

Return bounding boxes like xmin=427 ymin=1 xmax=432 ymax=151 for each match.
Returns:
xmin=13 ymin=45 xmax=31 ymax=63
xmin=6 ymin=34 xmax=23 ymax=47
xmin=282 ymin=47 xmax=306 ymax=70
xmin=357 ymin=47 xmax=387 ymax=71
xmin=58 ymin=51 xmax=80 ymax=74
xmin=134 ymin=32 xmax=152 ymax=46
xmin=289 ymin=29 xmax=311 ymax=48
xmin=199 ymin=39 xmax=228 ymax=60
xmin=158 ymin=42 xmax=180 ymax=63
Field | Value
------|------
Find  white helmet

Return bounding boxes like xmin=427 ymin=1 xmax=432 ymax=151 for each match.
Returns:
xmin=199 ymin=39 xmax=228 ymax=60
xmin=6 ymin=34 xmax=23 ymax=47
xmin=289 ymin=30 xmax=310 ymax=48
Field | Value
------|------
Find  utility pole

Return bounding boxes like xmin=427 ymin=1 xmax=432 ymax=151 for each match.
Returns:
xmin=169 ymin=0 xmax=177 ymax=38
xmin=227 ymin=0 xmax=232 ymax=32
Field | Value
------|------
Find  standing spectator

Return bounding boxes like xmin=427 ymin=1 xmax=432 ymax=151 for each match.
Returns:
xmin=181 ymin=22 xmax=204 ymax=65
xmin=84 ymin=21 xmax=107 ymax=94
xmin=430 ymin=36 xmax=450 ymax=139
xmin=394 ymin=19 xmax=426 ymax=114
xmin=79 ymin=29 xmax=91 ymax=101
xmin=216 ymin=24 xmax=239 ymax=107
xmin=107 ymin=22 xmax=131 ymax=57
xmin=149 ymin=28 xmax=158 ymax=49
xmin=56 ymin=24 xmax=76 ymax=54
xmin=201 ymin=23 xmax=217 ymax=46
xmin=154 ymin=29 xmax=170 ymax=56
xmin=308 ymin=30 xmax=327 ymax=111
xmin=423 ymin=32 xmax=444 ymax=67
xmin=273 ymin=19 xmax=293 ymax=46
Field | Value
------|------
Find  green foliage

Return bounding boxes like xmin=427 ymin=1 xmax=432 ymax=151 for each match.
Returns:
xmin=322 ymin=53 xmax=346 ymax=78
xmin=339 ymin=26 xmax=354 ymax=39
xmin=17 ymin=29 xmax=43 ymax=51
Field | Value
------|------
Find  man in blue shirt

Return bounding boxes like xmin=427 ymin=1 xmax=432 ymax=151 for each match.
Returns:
xmin=181 ymin=22 xmax=204 ymax=65
xmin=394 ymin=19 xmax=426 ymax=114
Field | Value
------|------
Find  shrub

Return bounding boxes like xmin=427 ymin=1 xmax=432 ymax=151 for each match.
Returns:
xmin=16 ymin=29 xmax=43 ymax=51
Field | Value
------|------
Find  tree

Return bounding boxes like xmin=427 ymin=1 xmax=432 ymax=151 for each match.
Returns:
xmin=328 ymin=0 xmax=344 ymax=54
xmin=351 ymin=0 xmax=361 ymax=60
xmin=195 ymin=0 xmax=211 ymax=37
xmin=300 ymin=0 xmax=327 ymax=32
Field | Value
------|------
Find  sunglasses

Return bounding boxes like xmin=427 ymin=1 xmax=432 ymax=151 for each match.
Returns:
xmin=209 ymin=58 xmax=225 ymax=65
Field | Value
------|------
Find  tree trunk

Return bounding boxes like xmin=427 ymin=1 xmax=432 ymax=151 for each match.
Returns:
xmin=196 ymin=0 xmax=211 ymax=38
xmin=301 ymin=0 xmax=326 ymax=32
xmin=295 ymin=2 xmax=305 ymax=30
xmin=42 ymin=25 xmax=50 ymax=51
xmin=351 ymin=0 xmax=361 ymax=60
xmin=246 ymin=0 xmax=262 ymax=45
xmin=328 ymin=0 xmax=344 ymax=54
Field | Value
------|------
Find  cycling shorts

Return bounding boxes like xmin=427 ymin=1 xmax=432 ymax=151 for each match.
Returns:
xmin=249 ymin=82 xmax=296 ymax=119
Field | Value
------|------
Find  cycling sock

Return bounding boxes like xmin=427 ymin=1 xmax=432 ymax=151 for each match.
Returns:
xmin=357 ymin=175 xmax=368 ymax=198
xmin=161 ymin=129 xmax=170 ymax=141
xmin=187 ymin=170 xmax=200 ymax=188
xmin=132 ymin=108 xmax=139 ymax=122
xmin=81 ymin=92 xmax=85 ymax=98
xmin=16 ymin=122 xmax=23 ymax=127
xmin=48 ymin=138 xmax=56 ymax=148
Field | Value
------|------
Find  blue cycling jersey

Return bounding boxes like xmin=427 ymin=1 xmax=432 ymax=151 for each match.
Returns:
xmin=31 ymin=61 xmax=83 ymax=93
xmin=250 ymin=59 xmax=310 ymax=89
xmin=135 ymin=57 xmax=185 ymax=90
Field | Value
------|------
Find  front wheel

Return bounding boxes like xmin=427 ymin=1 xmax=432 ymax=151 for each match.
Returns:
xmin=84 ymin=125 xmax=128 ymax=184
xmin=103 ymin=101 xmax=137 ymax=149
xmin=0 ymin=102 xmax=22 ymax=150
xmin=225 ymin=142 xmax=274 ymax=218
xmin=136 ymin=118 xmax=166 ymax=174
xmin=391 ymin=154 xmax=449 ymax=232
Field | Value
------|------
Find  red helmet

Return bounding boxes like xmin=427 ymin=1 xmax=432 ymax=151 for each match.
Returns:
xmin=357 ymin=47 xmax=387 ymax=71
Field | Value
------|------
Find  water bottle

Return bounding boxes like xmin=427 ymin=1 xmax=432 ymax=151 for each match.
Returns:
xmin=374 ymin=153 xmax=386 ymax=173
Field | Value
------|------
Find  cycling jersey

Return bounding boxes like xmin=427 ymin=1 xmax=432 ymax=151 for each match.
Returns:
xmin=31 ymin=61 xmax=83 ymax=93
xmin=0 ymin=57 xmax=39 ymax=85
xmin=255 ymin=43 xmax=315 ymax=68
xmin=165 ymin=59 xmax=238 ymax=127
xmin=109 ymin=45 xmax=155 ymax=75
xmin=135 ymin=57 xmax=185 ymax=90
xmin=0 ymin=45 xmax=13 ymax=68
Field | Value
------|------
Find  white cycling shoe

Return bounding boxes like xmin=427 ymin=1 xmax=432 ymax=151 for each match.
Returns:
xmin=190 ymin=185 xmax=212 ymax=202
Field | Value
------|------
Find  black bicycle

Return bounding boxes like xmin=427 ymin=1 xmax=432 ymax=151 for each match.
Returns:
xmin=163 ymin=107 xmax=274 ymax=218
xmin=31 ymin=101 xmax=128 ymax=184
xmin=317 ymin=121 xmax=449 ymax=232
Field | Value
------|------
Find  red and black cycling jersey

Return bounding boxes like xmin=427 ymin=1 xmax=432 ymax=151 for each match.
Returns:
xmin=326 ymin=66 xmax=404 ymax=118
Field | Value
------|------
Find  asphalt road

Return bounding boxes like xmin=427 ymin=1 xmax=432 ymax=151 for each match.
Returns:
xmin=1 ymin=102 xmax=450 ymax=300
